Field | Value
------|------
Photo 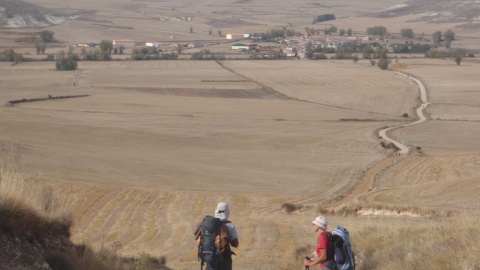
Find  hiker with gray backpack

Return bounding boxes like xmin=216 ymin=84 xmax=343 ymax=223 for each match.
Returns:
xmin=304 ymin=216 xmax=355 ymax=270
xmin=195 ymin=202 xmax=239 ymax=270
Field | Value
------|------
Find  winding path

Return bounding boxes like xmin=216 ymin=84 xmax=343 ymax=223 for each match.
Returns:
xmin=379 ymin=72 xmax=429 ymax=154
xmin=334 ymin=71 xmax=430 ymax=207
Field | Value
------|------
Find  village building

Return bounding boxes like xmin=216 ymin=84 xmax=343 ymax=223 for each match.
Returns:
xmin=226 ymin=33 xmax=249 ymax=40
xmin=231 ymin=42 xmax=257 ymax=50
xmin=113 ymin=39 xmax=135 ymax=47
xmin=146 ymin=41 xmax=162 ymax=47
xmin=283 ymin=47 xmax=297 ymax=57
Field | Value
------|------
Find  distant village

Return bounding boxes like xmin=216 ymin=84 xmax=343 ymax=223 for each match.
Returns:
xmin=74 ymin=31 xmax=396 ymax=60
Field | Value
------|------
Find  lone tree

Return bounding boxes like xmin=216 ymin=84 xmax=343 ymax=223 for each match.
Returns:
xmin=39 ymin=30 xmax=55 ymax=43
xmin=35 ymin=40 xmax=46 ymax=54
xmin=433 ymin=31 xmax=442 ymax=46
xmin=367 ymin=26 xmax=388 ymax=37
xmin=400 ymin=28 xmax=414 ymax=38
xmin=455 ymin=55 xmax=462 ymax=65
xmin=444 ymin=29 xmax=455 ymax=41
xmin=444 ymin=29 xmax=455 ymax=48
xmin=99 ymin=40 xmax=113 ymax=60
xmin=377 ymin=57 xmax=389 ymax=70
xmin=175 ymin=43 xmax=183 ymax=54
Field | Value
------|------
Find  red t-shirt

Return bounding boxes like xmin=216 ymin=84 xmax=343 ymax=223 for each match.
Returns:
xmin=316 ymin=231 xmax=331 ymax=268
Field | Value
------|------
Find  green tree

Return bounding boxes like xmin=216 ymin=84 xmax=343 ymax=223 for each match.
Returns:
xmin=367 ymin=26 xmax=388 ymax=37
xmin=328 ymin=26 xmax=337 ymax=34
xmin=35 ymin=40 xmax=46 ymax=54
xmin=339 ymin=29 xmax=346 ymax=36
xmin=39 ymin=30 xmax=55 ymax=43
xmin=377 ymin=57 xmax=389 ymax=70
xmin=347 ymin=28 xmax=352 ymax=36
xmin=13 ymin=53 xmax=23 ymax=63
xmin=100 ymin=40 xmax=113 ymax=53
xmin=400 ymin=28 xmax=414 ymax=38
xmin=218 ymin=30 xmax=222 ymax=37
xmin=189 ymin=26 xmax=193 ymax=33
xmin=314 ymin=14 xmax=336 ymax=23
xmin=370 ymin=59 xmax=376 ymax=67
xmin=445 ymin=39 xmax=452 ymax=49
xmin=376 ymin=47 xmax=388 ymax=59
xmin=361 ymin=45 xmax=375 ymax=59
xmin=209 ymin=28 xmax=213 ymax=35
xmin=305 ymin=42 xmax=314 ymax=59
xmin=444 ymin=29 xmax=455 ymax=41
xmin=2 ymin=48 xmax=15 ymax=62
xmin=175 ymin=44 xmax=183 ymax=54
xmin=455 ymin=55 xmax=462 ymax=65
xmin=99 ymin=40 xmax=113 ymax=60
xmin=56 ymin=53 xmax=78 ymax=70
xmin=433 ymin=31 xmax=442 ymax=45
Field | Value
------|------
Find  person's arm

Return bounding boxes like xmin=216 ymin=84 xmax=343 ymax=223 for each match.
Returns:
xmin=224 ymin=222 xmax=239 ymax=248
xmin=304 ymin=248 xmax=327 ymax=267
xmin=194 ymin=223 xmax=201 ymax=240
xmin=230 ymin=238 xmax=239 ymax=248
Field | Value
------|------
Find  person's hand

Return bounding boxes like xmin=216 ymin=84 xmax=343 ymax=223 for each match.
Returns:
xmin=304 ymin=258 xmax=311 ymax=266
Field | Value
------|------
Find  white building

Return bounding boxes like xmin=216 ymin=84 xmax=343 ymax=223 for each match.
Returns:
xmin=231 ymin=42 xmax=257 ymax=50
xmin=146 ymin=41 xmax=162 ymax=47
xmin=226 ymin=33 xmax=249 ymax=40
xmin=113 ymin=39 xmax=135 ymax=47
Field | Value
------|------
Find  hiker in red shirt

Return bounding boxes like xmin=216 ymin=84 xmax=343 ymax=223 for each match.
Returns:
xmin=304 ymin=216 xmax=335 ymax=270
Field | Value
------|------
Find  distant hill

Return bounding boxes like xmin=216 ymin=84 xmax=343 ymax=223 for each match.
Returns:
xmin=366 ymin=0 xmax=480 ymax=27
xmin=0 ymin=0 xmax=72 ymax=28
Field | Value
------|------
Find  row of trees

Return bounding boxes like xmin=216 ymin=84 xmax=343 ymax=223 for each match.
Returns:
xmin=370 ymin=26 xmax=457 ymax=49
xmin=392 ymin=42 xmax=432 ymax=54
xmin=313 ymin=14 xmax=336 ymax=23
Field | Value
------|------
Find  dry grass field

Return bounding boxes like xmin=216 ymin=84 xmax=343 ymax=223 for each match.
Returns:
xmin=2 ymin=0 xmax=480 ymax=269
xmin=2 ymin=57 xmax=480 ymax=268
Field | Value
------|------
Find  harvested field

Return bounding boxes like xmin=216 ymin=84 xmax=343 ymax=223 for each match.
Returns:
xmin=3 ymin=0 xmax=480 ymax=268
xmin=118 ymin=87 xmax=284 ymax=99
xmin=0 ymin=60 xmax=413 ymax=268
xmin=358 ymin=58 xmax=480 ymax=212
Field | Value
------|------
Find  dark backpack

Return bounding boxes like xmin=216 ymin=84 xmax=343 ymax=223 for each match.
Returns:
xmin=196 ymin=215 xmax=230 ymax=266
xmin=322 ymin=232 xmax=342 ymax=269
xmin=324 ymin=226 xmax=356 ymax=270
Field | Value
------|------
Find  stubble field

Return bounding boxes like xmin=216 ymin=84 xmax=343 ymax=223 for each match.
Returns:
xmin=2 ymin=0 xmax=480 ymax=268
xmin=2 ymin=57 xmax=480 ymax=268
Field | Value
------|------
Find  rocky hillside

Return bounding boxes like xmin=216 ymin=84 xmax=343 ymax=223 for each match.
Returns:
xmin=0 ymin=0 xmax=73 ymax=28
xmin=367 ymin=0 xmax=480 ymax=26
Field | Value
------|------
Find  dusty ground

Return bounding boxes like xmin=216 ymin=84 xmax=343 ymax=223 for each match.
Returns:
xmin=2 ymin=0 xmax=480 ymax=269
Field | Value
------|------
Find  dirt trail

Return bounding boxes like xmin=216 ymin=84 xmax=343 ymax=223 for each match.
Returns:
xmin=334 ymin=155 xmax=404 ymax=207
xmin=334 ymin=72 xmax=429 ymax=208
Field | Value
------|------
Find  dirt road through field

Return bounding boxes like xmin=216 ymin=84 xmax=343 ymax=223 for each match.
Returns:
xmin=334 ymin=72 xmax=429 ymax=207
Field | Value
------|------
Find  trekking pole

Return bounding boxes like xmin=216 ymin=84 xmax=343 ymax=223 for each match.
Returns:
xmin=304 ymin=256 xmax=310 ymax=270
